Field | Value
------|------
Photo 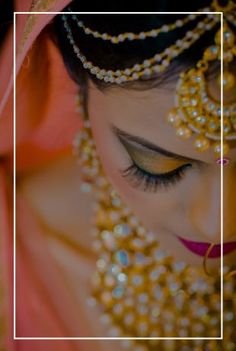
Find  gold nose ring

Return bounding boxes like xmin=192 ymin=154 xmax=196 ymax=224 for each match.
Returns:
xmin=203 ymin=243 xmax=218 ymax=277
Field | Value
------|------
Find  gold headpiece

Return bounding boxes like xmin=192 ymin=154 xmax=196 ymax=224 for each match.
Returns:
xmin=69 ymin=8 xmax=209 ymax=43
xmin=167 ymin=22 xmax=236 ymax=156
xmin=62 ymin=0 xmax=236 ymax=156
xmin=62 ymin=12 xmax=219 ymax=83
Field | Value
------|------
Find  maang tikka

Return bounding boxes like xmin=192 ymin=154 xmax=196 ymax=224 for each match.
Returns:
xmin=72 ymin=93 xmax=236 ymax=351
xmin=166 ymin=21 xmax=236 ymax=157
xmin=64 ymin=0 xmax=236 ymax=158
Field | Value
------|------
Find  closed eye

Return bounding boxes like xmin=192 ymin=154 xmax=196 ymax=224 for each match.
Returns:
xmin=120 ymin=161 xmax=192 ymax=192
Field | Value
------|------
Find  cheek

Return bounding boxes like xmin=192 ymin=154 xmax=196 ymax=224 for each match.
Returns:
xmin=89 ymin=111 xmax=181 ymax=232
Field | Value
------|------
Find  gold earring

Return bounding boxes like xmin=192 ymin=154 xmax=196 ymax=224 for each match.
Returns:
xmin=72 ymin=93 xmax=101 ymax=192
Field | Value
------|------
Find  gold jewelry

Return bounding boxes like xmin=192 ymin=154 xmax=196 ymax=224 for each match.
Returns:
xmin=167 ymin=22 xmax=236 ymax=157
xmin=203 ymin=243 xmax=219 ymax=277
xmin=202 ymin=241 xmax=236 ymax=278
xmin=212 ymin=0 xmax=236 ymax=13
xmin=69 ymin=9 xmax=209 ymax=44
xmin=64 ymin=1 xmax=236 ymax=156
xmin=62 ymin=14 xmax=219 ymax=83
xmin=73 ymin=116 xmax=235 ymax=351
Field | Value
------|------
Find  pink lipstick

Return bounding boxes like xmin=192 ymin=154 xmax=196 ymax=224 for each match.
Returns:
xmin=177 ymin=236 xmax=236 ymax=258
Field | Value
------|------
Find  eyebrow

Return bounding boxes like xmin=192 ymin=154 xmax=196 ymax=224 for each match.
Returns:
xmin=112 ymin=125 xmax=197 ymax=162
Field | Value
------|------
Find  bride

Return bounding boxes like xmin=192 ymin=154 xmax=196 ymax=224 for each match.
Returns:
xmin=0 ymin=0 xmax=235 ymax=350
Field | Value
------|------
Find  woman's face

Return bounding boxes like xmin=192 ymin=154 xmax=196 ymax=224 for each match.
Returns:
xmin=87 ymin=78 xmax=236 ymax=268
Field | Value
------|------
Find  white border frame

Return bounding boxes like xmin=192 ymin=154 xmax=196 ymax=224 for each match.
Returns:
xmin=13 ymin=10 xmax=224 ymax=341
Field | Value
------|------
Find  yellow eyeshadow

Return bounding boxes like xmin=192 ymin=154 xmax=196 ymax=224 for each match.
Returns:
xmin=121 ymin=139 xmax=188 ymax=174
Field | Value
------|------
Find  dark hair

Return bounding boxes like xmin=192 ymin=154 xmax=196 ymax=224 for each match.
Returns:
xmin=52 ymin=0 xmax=235 ymax=110
xmin=0 ymin=0 xmax=14 ymax=48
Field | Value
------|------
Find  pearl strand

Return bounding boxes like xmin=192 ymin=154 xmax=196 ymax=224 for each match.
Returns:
xmin=62 ymin=14 xmax=219 ymax=84
xmin=69 ymin=8 xmax=210 ymax=44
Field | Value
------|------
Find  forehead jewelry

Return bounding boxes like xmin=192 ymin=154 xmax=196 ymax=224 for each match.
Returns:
xmin=62 ymin=13 xmax=219 ymax=83
xmin=64 ymin=0 xmax=236 ymax=158
xmin=167 ymin=22 xmax=236 ymax=157
xmin=69 ymin=7 xmax=210 ymax=43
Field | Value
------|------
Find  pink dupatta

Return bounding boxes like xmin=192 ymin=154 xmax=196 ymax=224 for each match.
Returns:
xmin=0 ymin=1 xmax=95 ymax=350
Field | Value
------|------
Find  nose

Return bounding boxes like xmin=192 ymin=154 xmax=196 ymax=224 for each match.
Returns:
xmin=188 ymin=166 xmax=236 ymax=243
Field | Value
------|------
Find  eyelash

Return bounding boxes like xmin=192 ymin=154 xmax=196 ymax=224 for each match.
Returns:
xmin=120 ymin=161 xmax=192 ymax=192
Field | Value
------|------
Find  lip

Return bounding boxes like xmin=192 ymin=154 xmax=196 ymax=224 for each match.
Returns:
xmin=177 ymin=236 xmax=236 ymax=258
